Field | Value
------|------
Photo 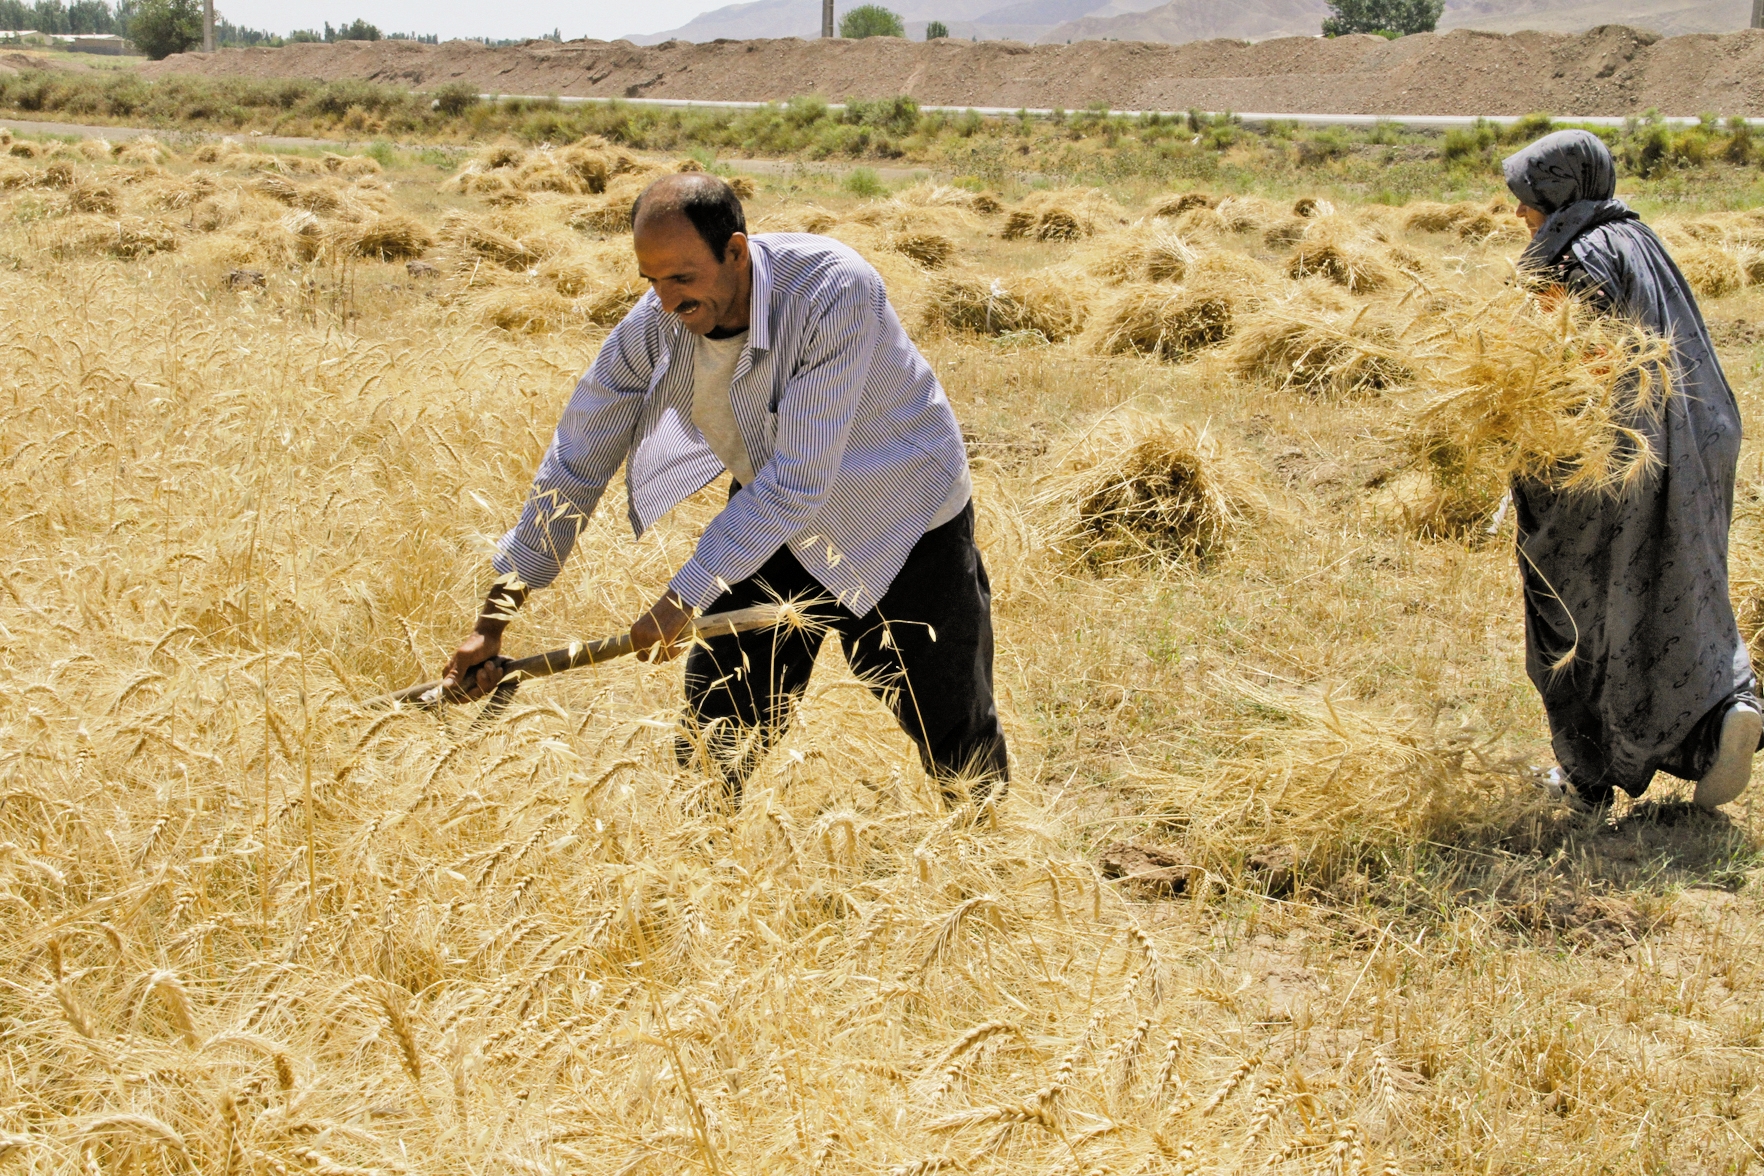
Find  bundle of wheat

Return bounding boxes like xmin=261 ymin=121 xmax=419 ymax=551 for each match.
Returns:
xmin=1403 ymin=198 xmax=1522 ymax=242
xmin=1035 ymin=412 xmax=1263 ymax=568
xmin=1395 ymin=287 xmax=1675 ymax=501
xmin=1214 ymin=195 xmax=1282 ymax=235
xmin=281 ymin=208 xmax=325 ymax=261
xmin=1263 ymin=217 xmax=1310 ymax=250
xmin=923 ymin=270 xmax=1091 ymax=340
xmin=1150 ymin=191 xmax=1215 ymax=218
xmin=63 ymin=181 xmax=119 ymax=215
xmin=75 ymin=138 xmax=110 ymax=161
xmin=113 ymin=137 xmax=168 ymax=167
xmin=1186 ymin=250 xmax=1281 ymax=299
xmin=45 ymin=214 xmax=180 ymax=260
xmin=890 ymin=181 xmax=1001 ymax=214
xmin=481 ymin=141 xmax=527 ymax=171
xmin=234 ymin=151 xmax=322 ymax=175
xmin=516 ymin=163 xmax=583 ymax=195
xmin=1673 ymin=242 xmax=1743 ymax=298
xmin=1230 ymin=306 xmax=1409 ymax=396
xmin=135 ymin=171 xmax=220 ymax=212
xmin=1287 ymin=219 xmax=1396 ymax=293
xmin=556 ymin=143 xmax=611 ymax=194
xmin=1083 ymin=283 xmax=1235 ymax=361
xmin=6 ymin=139 xmax=40 ymax=158
xmin=757 ymin=202 xmax=841 ymax=235
xmin=189 ymin=139 xmax=242 ymax=164
xmin=470 ymin=284 xmax=575 ymax=334
xmin=186 ymin=215 xmax=304 ymax=268
xmin=438 ymin=213 xmax=543 ymax=271
xmin=565 ymin=173 xmax=656 ymax=234
xmin=1002 ymin=188 xmax=1121 ymax=241
xmin=331 ymin=213 xmax=434 ymax=262
xmin=0 ymin=161 xmax=31 ymax=189
xmin=321 ymin=151 xmax=382 ymax=177
xmin=889 ymin=231 xmax=956 ymax=268
xmin=1085 ymin=224 xmax=1196 ymax=284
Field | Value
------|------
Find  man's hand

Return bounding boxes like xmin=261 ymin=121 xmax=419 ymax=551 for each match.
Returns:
xmin=441 ymin=630 xmax=508 ymax=700
xmin=631 ymin=590 xmax=694 ymax=663
xmin=441 ymin=573 xmax=528 ymax=699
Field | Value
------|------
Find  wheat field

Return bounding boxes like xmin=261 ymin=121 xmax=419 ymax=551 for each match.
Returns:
xmin=5 ymin=129 xmax=1764 ymax=1176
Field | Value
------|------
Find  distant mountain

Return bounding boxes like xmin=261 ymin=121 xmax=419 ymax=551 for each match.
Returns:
xmin=623 ymin=0 xmax=1167 ymax=45
xmin=1039 ymin=0 xmax=1327 ymax=44
xmin=1042 ymin=0 xmax=1750 ymax=43
xmin=1436 ymin=0 xmax=1747 ymax=34
xmin=625 ymin=0 xmax=1000 ymax=43
xmin=629 ymin=0 xmax=1753 ymax=46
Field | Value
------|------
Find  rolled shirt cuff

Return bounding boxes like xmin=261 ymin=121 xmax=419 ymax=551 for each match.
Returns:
xmin=491 ymin=541 xmax=562 ymax=592
xmin=668 ymin=558 xmax=728 ymax=613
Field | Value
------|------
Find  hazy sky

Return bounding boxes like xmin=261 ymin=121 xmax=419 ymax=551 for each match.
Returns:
xmin=214 ymin=0 xmax=716 ymax=42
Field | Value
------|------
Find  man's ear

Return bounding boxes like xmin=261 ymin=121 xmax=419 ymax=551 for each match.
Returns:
xmin=724 ymin=231 xmax=749 ymax=267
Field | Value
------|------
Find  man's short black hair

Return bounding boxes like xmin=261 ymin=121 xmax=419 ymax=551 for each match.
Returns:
xmin=631 ymin=173 xmax=747 ymax=263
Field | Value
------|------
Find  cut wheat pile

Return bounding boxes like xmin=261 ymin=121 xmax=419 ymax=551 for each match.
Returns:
xmin=2 ymin=131 xmax=1763 ymax=1176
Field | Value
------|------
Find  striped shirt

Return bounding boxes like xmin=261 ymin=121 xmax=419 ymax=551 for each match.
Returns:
xmin=493 ymin=233 xmax=971 ymax=615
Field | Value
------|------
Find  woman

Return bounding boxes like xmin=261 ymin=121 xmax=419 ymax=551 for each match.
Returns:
xmin=1503 ymin=128 xmax=1759 ymax=810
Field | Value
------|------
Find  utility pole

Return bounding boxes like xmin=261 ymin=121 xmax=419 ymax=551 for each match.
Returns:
xmin=203 ymin=0 xmax=214 ymax=50
xmin=1754 ymin=0 xmax=1763 ymax=29
xmin=823 ymin=0 xmax=834 ymax=37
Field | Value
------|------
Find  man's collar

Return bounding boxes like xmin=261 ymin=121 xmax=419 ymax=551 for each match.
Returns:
xmin=744 ymin=235 xmax=773 ymax=352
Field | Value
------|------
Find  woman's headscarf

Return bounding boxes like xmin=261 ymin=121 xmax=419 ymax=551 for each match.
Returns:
xmin=1503 ymin=129 xmax=1636 ymax=272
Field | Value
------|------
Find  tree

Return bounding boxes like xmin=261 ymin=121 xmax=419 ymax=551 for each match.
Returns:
xmin=326 ymin=18 xmax=380 ymax=40
xmin=839 ymin=4 xmax=903 ymax=38
xmin=925 ymin=19 xmax=947 ymax=37
xmin=127 ymin=0 xmax=200 ymax=58
xmin=1320 ymin=0 xmax=1441 ymax=36
xmin=67 ymin=0 xmax=114 ymax=32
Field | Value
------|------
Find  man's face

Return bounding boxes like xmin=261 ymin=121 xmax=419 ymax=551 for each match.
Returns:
xmin=633 ymin=214 xmax=748 ymax=336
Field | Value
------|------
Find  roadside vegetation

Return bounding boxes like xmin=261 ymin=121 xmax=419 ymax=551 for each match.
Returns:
xmin=4 ymin=69 xmax=1764 ymax=205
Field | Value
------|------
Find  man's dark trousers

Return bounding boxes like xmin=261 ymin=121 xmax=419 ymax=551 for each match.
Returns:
xmin=678 ymin=500 xmax=1009 ymax=798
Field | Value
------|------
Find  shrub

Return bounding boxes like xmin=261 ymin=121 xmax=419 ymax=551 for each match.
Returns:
xmin=431 ymin=82 xmax=479 ymax=118
xmin=840 ymin=4 xmax=905 ymax=37
xmin=843 ymin=166 xmax=885 ymax=197
xmin=844 ymin=95 xmax=920 ymax=136
xmin=1502 ymin=111 xmax=1554 ymax=144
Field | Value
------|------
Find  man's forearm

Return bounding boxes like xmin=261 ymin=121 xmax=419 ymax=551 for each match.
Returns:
xmin=476 ymin=572 xmax=529 ymax=636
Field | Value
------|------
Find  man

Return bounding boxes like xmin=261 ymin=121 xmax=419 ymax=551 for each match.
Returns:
xmin=442 ymin=173 xmax=1008 ymax=801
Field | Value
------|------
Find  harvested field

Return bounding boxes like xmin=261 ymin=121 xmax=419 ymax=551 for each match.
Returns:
xmin=5 ymin=130 xmax=1764 ymax=1176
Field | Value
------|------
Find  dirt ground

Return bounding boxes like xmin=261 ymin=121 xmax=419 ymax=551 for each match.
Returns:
xmin=136 ymin=24 xmax=1764 ymax=116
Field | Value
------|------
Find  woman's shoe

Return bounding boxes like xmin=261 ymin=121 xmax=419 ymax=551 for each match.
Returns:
xmin=1694 ymin=704 xmax=1763 ymax=810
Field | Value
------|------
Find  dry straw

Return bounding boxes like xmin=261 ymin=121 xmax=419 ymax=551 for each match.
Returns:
xmin=923 ymin=270 xmax=1091 ymax=340
xmin=1033 ymin=411 xmax=1267 ymax=568
xmin=1395 ymin=286 xmax=1674 ymax=499
xmin=1002 ymin=187 xmax=1123 ymax=241
xmin=1082 ymin=284 xmax=1235 ymax=361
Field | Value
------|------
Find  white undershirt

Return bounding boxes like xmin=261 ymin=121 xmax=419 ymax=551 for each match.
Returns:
xmin=691 ymin=331 xmax=757 ymax=487
xmin=690 ymin=330 xmax=972 ymax=531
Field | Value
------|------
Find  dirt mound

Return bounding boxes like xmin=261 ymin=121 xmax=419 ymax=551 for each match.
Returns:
xmin=136 ymin=25 xmax=1764 ymax=116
